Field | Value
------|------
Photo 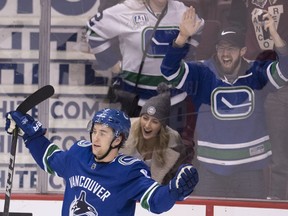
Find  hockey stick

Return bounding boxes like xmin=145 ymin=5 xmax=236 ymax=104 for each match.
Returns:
xmin=2 ymin=85 xmax=55 ymax=216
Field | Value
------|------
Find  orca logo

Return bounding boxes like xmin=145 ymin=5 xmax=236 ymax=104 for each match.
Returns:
xmin=70 ymin=190 xmax=98 ymax=216
xmin=211 ymin=86 xmax=255 ymax=120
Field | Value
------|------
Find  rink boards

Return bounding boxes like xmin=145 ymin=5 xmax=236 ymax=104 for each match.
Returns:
xmin=0 ymin=194 xmax=288 ymax=216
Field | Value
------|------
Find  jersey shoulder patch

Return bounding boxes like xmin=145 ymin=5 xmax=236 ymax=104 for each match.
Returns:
xmin=76 ymin=140 xmax=92 ymax=147
xmin=118 ymin=155 xmax=141 ymax=166
xmin=116 ymin=155 xmax=152 ymax=179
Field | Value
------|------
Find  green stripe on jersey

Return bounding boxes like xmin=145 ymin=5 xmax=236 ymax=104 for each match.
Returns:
xmin=269 ymin=62 xmax=287 ymax=87
xmin=170 ymin=63 xmax=188 ymax=88
xmin=122 ymin=70 xmax=167 ymax=87
xmin=197 ymin=141 xmax=271 ymax=161
xmin=140 ymin=183 xmax=159 ymax=211
xmin=44 ymin=144 xmax=60 ymax=175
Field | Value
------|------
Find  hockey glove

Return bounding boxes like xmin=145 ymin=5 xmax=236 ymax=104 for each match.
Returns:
xmin=5 ymin=111 xmax=46 ymax=143
xmin=169 ymin=164 xmax=199 ymax=201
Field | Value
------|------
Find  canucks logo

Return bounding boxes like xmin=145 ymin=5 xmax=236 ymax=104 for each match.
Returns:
xmin=211 ymin=86 xmax=255 ymax=120
xmin=77 ymin=140 xmax=92 ymax=147
xmin=142 ymin=27 xmax=179 ymax=57
xmin=69 ymin=190 xmax=98 ymax=216
xmin=119 ymin=155 xmax=141 ymax=165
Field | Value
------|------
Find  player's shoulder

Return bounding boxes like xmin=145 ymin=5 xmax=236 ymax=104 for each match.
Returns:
xmin=116 ymin=154 xmax=143 ymax=166
xmin=114 ymin=154 xmax=152 ymax=179
xmin=59 ymin=140 xmax=92 ymax=163
xmin=68 ymin=140 xmax=92 ymax=154
xmin=74 ymin=140 xmax=92 ymax=148
xmin=115 ymin=154 xmax=149 ymax=171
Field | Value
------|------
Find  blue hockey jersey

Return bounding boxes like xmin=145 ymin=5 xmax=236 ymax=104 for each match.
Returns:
xmin=161 ymin=42 xmax=288 ymax=175
xmin=26 ymin=136 xmax=177 ymax=216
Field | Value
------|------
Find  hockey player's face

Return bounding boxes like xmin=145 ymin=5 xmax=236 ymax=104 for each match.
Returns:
xmin=140 ymin=114 xmax=162 ymax=140
xmin=216 ymin=42 xmax=245 ymax=74
xmin=91 ymin=123 xmax=115 ymax=157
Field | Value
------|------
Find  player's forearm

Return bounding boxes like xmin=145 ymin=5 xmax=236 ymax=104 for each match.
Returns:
xmin=148 ymin=185 xmax=176 ymax=214
xmin=25 ymin=135 xmax=52 ymax=170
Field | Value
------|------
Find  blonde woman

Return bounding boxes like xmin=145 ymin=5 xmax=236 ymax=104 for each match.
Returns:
xmin=120 ymin=83 xmax=194 ymax=184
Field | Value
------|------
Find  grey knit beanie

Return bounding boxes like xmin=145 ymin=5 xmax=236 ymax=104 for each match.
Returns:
xmin=140 ymin=83 xmax=171 ymax=126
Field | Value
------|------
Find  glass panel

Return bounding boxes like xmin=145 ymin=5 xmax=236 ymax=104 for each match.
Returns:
xmin=0 ymin=0 xmax=42 ymax=193
xmin=1 ymin=0 xmax=287 ymax=204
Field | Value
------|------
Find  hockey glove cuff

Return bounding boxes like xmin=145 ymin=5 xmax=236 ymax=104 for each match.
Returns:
xmin=5 ymin=111 xmax=46 ymax=143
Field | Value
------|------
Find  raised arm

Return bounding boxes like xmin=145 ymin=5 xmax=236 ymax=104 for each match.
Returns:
xmin=160 ymin=6 xmax=203 ymax=85
xmin=5 ymin=111 xmax=65 ymax=176
xmin=174 ymin=6 xmax=203 ymax=47
xmin=262 ymin=10 xmax=286 ymax=48
xmin=261 ymin=10 xmax=288 ymax=89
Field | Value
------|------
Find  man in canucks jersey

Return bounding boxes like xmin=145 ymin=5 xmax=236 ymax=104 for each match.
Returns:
xmin=5 ymin=108 xmax=199 ymax=216
xmin=161 ymin=7 xmax=288 ymax=198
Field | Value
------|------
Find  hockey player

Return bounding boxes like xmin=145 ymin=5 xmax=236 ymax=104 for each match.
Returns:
xmin=160 ymin=7 xmax=288 ymax=198
xmin=5 ymin=108 xmax=198 ymax=216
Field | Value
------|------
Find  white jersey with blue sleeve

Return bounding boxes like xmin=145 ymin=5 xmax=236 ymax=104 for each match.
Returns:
xmin=86 ymin=1 xmax=204 ymax=105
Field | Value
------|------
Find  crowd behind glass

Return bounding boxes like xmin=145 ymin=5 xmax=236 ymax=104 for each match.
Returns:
xmin=0 ymin=0 xmax=287 ymax=201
